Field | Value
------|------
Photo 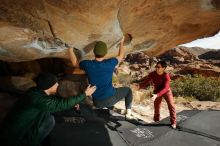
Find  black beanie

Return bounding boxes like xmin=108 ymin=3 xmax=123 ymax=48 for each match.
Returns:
xmin=35 ymin=72 xmax=57 ymax=90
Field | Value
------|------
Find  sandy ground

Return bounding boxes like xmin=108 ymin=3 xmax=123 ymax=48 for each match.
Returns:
xmin=113 ymin=98 xmax=220 ymax=123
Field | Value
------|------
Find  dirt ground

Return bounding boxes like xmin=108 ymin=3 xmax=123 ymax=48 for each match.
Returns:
xmin=113 ymin=98 xmax=220 ymax=123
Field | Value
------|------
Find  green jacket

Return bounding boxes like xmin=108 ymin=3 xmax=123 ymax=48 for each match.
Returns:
xmin=0 ymin=87 xmax=86 ymax=146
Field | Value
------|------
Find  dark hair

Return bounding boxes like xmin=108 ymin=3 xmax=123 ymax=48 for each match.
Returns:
xmin=57 ymin=80 xmax=82 ymax=99
xmin=95 ymin=54 xmax=105 ymax=58
xmin=157 ymin=61 xmax=167 ymax=68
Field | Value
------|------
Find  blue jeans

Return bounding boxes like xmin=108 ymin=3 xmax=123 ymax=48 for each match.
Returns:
xmin=93 ymin=87 xmax=133 ymax=109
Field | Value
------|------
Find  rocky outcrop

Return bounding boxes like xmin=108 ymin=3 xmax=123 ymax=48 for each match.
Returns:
xmin=1 ymin=0 xmax=220 ymax=62
xmin=125 ymin=52 xmax=150 ymax=64
xmin=175 ymin=62 xmax=220 ymax=77
xmin=117 ymin=46 xmax=220 ymax=83
xmin=158 ymin=46 xmax=220 ymax=77
xmin=159 ymin=47 xmax=198 ymax=64
xmin=0 ymin=76 xmax=36 ymax=94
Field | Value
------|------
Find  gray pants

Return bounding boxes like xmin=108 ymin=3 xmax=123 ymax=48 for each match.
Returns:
xmin=93 ymin=87 xmax=133 ymax=109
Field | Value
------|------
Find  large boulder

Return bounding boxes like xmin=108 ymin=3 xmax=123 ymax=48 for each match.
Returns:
xmin=1 ymin=0 xmax=220 ymax=62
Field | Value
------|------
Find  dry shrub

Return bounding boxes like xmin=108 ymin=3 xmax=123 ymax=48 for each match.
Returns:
xmin=171 ymin=75 xmax=220 ymax=101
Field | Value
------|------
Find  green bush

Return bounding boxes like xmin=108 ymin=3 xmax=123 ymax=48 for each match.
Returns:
xmin=171 ymin=75 xmax=220 ymax=101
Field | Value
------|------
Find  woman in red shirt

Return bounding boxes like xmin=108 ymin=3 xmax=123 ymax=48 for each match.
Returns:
xmin=139 ymin=61 xmax=176 ymax=128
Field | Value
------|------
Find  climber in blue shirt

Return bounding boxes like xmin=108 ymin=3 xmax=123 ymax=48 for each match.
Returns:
xmin=69 ymin=36 xmax=134 ymax=119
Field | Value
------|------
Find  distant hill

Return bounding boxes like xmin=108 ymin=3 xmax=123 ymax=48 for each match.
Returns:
xmin=176 ymin=46 xmax=220 ymax=60
xmin=186 ymin=47 xmax=212 ymax=56
xmin=198 ymin=50 xmax=220 ymax=60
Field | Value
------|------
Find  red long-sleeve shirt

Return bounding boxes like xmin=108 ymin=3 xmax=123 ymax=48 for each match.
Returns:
xmin=139 ymin=71 xmax=171 ymax=97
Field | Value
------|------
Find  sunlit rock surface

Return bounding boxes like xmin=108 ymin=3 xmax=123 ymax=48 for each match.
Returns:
xmin=1 ymin=0 xmax=220 ymax=62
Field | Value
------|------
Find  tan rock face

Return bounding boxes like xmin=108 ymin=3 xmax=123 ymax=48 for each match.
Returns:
xmin=119 ymin=0 xmax=220 ymax=56
xmin=0 ymin=0 xmax=220 ymax=62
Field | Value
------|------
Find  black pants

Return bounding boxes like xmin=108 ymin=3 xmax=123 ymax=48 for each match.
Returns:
xmin=93 ymin=87 xmax=133 ymax=109
xmin=20 ymin=114 xmax=55 ymax=146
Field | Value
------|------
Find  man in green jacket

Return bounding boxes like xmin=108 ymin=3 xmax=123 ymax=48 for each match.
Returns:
xmin=0 ymin=72 xmax=96 ymax=146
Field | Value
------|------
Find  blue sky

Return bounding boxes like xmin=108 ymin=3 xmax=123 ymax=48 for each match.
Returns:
xmin=180 ymin=31 xmax=220 ymax=50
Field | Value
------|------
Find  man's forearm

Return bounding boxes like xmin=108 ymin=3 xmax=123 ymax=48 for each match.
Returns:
xmin=117 ymin=36 xmax=125 ymax=61
xmin=118 ymin=42 xmax=125 ymax=58
xmin=69 ymin=48 xmax=78 ymax=67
